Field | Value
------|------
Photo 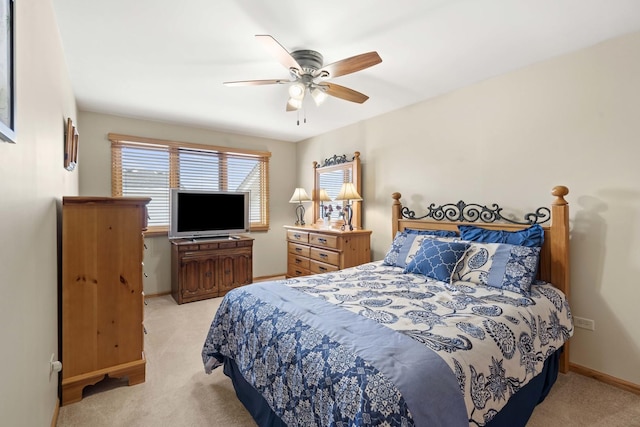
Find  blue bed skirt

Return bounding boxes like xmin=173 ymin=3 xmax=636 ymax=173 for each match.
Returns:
xmin=222 ymin=349 xmax=561 ymax=427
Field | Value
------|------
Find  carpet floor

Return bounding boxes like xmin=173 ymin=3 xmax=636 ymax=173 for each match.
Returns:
xmin=57 ymin=295 xmax=640 ymax=427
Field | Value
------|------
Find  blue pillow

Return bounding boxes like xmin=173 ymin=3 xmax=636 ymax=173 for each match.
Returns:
xmin=383 ymin=232 xmax=459 ymax=268
xmin=452 ymin=242 xmax=541 ymax=294
xmin=404 ymin=239 xmax=469 ymax=282
xmin=458 ymin=224 xmax=544 ymax=247
xmin=405 ymin=228 xmax=459 ymax=237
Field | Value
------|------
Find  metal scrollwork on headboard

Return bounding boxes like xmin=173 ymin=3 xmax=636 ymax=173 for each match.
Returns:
xmin=316 ymin=154 xmax=354 ymax=168
xmin=401 ymin=201 xmax=551 ymax=225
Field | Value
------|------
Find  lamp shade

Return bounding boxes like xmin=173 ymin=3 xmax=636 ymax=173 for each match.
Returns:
xmin=289 ymin=188 xmax=311 ymax=203
xmin=288 ymin=82 xmax=305 ymax=98
xmin=287 ymin=97 xmax=303 ymax=110
xmin=311 ymin=87 xmax=327 ymax=106
xmin=318 ymin=188 xmax=332 ymax=202
xmin=335 ymin=182 xmax=362 ymax=201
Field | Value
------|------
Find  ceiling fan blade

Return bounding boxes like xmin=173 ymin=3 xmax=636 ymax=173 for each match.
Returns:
xmin=320 ymin=83 xmax=369 ymax=104
xmin=255 ymin=35 xmax=302 ymax=73
xmin=223 ymin=79 xmax=289 ymax=87
xmin=316 ymin=51 xmax=382 ymax=79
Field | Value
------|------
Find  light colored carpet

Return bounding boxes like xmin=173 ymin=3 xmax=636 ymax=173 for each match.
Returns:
xmin=57 ymin=295 xmax=640 ymax=427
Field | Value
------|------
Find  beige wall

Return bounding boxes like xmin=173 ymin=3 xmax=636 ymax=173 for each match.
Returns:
xmin=77 ymin=112 xmax=296 ymax=295
xmin=0 ymin=0 xmax=78 ymax=424
xmin=297 ymin=31 xmax=640 ymax=386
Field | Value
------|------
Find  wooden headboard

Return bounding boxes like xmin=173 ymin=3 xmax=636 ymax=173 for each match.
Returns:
xmin=391 ymin=186 xmax=571 ymax=373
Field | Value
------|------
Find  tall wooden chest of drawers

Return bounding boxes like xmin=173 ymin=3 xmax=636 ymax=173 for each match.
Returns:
xmin=284 ymin=226 xmax=372 ymax=278
xmin=61 ymin=196 xmax=150 ymax=405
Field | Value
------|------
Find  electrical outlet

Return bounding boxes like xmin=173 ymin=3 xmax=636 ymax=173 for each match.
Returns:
xmin=49 ymin=353 xmax=55 ymax=381
xmin=574 ymin=316 xmax=595 ymax=331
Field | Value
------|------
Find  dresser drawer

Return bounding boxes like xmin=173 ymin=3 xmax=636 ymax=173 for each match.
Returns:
xmin=289 ymin=254 xmax=310 ymax=269
xmin=309 ymin=233 xmax=338 ymax=249
xmin=287 ymin=230 xmax=309 ymax=244
xmin=287 ymin=263 xmax=311 ymax=277
xmin=310 ymin=247 xmax=339 ymax=266
xmin=288 ymin=242 xmax=310 ymax=258
xmin=198 ymin=242 xmax=219 ymax=250
xmin=310 ymin=259 xmax=339 ymax=274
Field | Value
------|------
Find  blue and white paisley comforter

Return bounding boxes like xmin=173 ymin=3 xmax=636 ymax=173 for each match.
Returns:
xmin=202 ymin=261 xmax=573 ymax=427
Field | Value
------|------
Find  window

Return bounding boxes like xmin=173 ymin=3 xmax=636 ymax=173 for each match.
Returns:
xmin=110 ymin=133 xmax=271 ymax=234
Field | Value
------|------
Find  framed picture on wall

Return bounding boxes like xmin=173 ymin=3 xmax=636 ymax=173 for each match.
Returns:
xmin=64 ymin=118 xmax=78 ymax=171
xmin=0 ymin=0 xmax=16 ymax=143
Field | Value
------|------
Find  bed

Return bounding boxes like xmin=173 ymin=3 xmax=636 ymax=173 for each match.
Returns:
xmin=202 ymin=186 xmax=573 ymax=427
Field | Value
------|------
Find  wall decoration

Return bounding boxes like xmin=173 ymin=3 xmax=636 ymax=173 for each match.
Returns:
xmin=0 ymin=0 xmax=16 ymax=143
xmin=64 ymin=118 xmax=79 ymax=171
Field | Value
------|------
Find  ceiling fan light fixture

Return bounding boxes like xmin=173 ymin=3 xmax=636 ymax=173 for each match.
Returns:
xmin=228 ymin=35 xmax=382 ymax=111
xmin=288 ymin=82 xmax=305 ymax=99
xmin=311 ymin=87 xmax=327 ymax=106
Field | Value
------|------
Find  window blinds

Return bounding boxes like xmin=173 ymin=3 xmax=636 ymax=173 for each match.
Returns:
xmin=110 ymin=134 xmax=270 ymax=233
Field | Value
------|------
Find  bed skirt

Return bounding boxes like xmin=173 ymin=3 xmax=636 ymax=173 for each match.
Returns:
xmin=222 ymin=348 xmax=561 ymax=427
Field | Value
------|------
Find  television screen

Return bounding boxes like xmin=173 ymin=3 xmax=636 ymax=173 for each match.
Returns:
xmin=169 ymin=189 xmax=250 ymax=239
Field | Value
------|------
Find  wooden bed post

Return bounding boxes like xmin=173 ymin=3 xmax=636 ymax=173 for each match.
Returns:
xmin=550 ymin=185 xmax=571 ymax=374
xmin=391 ymin=192 xmax=402 ymax=238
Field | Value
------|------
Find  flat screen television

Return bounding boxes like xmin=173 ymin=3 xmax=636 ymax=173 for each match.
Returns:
xmin=168 ymin=189 xmax=250 ymax=239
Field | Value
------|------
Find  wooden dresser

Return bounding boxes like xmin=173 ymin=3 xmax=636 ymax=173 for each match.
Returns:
xmin=61 ymin=196 xmax=150 ymax=405
xmin=284 ymin=225 xmax=372 ymax=277
xmin=170 ymin=236 xmax=253 ymax=304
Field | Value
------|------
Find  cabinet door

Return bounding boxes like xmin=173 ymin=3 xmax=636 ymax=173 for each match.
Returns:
xmin=219 ymin=252 xmax=252 ymax=295
xmin=199 ymin=257 xmax=218 ymax=294
xmin=232 ymin=253 xmax=252 ymax=287
xmin=179 ymin=258 xmax=202 ymax=300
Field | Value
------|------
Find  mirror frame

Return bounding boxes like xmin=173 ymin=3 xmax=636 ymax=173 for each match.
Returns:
xmin=312 ymin=151 xmax=361 ymax=229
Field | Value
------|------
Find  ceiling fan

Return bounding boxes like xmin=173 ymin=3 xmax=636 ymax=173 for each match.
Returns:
xmin=224 ymin=35 xmax=382 ymax=112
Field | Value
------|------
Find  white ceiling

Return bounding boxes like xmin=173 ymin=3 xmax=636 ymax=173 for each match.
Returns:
xmin=52 ymin=0 xmax=640 ymax=143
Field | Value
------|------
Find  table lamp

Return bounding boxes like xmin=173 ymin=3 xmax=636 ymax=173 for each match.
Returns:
xmin=334 ymin=182 xmax=362 ymax=231
xmin=289 ymin=187 xmax=311 ymax=225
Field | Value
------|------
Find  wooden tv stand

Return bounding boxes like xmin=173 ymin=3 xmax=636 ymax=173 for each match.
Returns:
xmin=170 ymin=236 xmax=253 ymax=304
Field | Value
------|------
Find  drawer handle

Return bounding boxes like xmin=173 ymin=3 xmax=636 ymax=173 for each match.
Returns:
xmin=295 ymin=270 xmax=302 ymax=275
xmin=294 ymin=233 xmax=301 ymax=239
xmin=295 ymin=247 xmax=302 ymax=252
xmin=319 ymin=266 xmax=327 ymax=272
xmin=318 ymin=238 xmax=327 ymax=244
xmin=319 ymin=253 xmax=328 ymax=259
xmin=295 ymin=259 xmax=301 ymax=264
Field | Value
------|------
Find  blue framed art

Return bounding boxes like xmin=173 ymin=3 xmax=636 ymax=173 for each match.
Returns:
xmin=0 ymin=0 xmax=15 ymax=143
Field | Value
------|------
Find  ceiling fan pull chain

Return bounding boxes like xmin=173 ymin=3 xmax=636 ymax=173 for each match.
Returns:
xmin=304 ymin=108 xmax=307 ymax=124
xmin=297 ymin=110 xmax=300 ymax=126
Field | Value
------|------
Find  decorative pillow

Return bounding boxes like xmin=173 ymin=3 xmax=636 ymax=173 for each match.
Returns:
xmin=405 ymin=228 xmax=459 ymax=238
xmin=383 ymin=232 xmax=458 ymax=268
xmin=403 ymin=239 xmax=470 ymax=282
xmin=458 ymin=224 xmax=544 ymax=247
xmin=383 ymin=231 xmax=426 ymax=268
xmin=452 ymin=242 xmax=541 ymax=294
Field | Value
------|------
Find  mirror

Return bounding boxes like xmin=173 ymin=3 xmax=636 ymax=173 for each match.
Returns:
xmin=312 ymin=152 xmax=361 ymax=229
